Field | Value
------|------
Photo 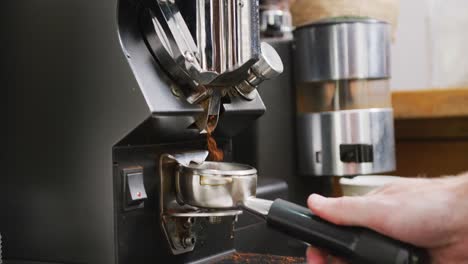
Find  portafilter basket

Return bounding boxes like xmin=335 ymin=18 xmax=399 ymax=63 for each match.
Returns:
xmin=176 ymin=162 xmax=257 ymax=209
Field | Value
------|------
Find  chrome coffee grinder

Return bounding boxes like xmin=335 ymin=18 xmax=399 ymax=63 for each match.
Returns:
xmin=114 ymin=0 xmax=285 ymax=263
xmin=151 ymin=6 xmax=424 ymax=261
xmin=4 ymin=0 xmax=422 ymax=261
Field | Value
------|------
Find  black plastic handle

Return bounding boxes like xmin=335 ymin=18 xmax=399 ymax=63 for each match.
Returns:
xmin=266 ymin=199 xmax=428 ymax=264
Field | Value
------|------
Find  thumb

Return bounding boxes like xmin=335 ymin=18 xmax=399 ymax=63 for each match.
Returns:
xmin=307 ymin=194 xmax=377 ymax=227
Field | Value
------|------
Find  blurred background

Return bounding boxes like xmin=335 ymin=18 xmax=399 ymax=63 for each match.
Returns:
xmin=289 ymin=0 xmax=468 ymax=91
xmin=286 ymin=0 xmax=468 ymax=180
xmin=392 ymin=0 xmax=468 ymax=90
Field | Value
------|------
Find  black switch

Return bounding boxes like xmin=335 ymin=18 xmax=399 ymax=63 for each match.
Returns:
xmin=123 ymin=167 xmax=147 ymax=210
xmin=340 ymin=144 xmax=373 ymax=163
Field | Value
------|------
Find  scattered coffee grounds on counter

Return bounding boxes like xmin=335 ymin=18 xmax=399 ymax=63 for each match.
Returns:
xmin=214 ymin=252 xmax=306 ymax=264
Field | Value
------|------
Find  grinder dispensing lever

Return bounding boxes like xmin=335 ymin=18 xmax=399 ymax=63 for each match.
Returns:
xmin=241 ymin=198 xmax=428 ymax=264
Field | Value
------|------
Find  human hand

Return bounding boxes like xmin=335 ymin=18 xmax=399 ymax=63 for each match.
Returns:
xmin=306 ymin=173 xmax=468 ymax=264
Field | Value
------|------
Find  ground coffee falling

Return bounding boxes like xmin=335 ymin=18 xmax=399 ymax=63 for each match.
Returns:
xmin=206 ymin=131 xmax=224 ymax=161
xmin=206 ymin=115 xmax=224 ymax=161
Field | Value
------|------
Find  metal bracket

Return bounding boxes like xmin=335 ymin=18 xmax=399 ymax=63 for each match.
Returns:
xmin=159 ymin=151 xmax=242 ymax=255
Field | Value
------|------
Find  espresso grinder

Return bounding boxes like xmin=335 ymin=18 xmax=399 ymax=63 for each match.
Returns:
xmin=116 ymin=2 xmax=424 ymax=263
xmin=4 ymin=1 xmax=426 ymax=263
xmin=114 ymin=0 xmax=285 ymax=262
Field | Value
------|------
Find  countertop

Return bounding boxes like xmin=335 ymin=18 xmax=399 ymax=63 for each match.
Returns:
xmin=392 ymin=88 xmax=468 ymax=119
xmin=391 ymin=88 xmax=468 ymax=177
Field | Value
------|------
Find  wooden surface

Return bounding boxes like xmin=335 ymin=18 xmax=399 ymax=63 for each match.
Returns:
xmin=395 ymin=118 xmax=468 ymax=139
xmin=394 ymin=140 xmax=468 ymax=178
xmin=393 ymin=88 xmax=468 ymax=119
xmin=290 ymin=0 xmax=399 ymax=36
xmin=386 ymin=89 xmax=468 ymax=178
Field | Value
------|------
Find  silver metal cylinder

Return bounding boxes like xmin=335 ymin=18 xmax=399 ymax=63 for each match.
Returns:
xmin=260 ymin=8 xmax=293 ymax=38
xmin=297 ymin=109 xmax=396 ymax=176
xmin=293 ymin=18 xmax=395 ymax=176
xmin=294 ymin=18 xmax=391 ymax=82
xmin=196 ymin=0 xmax=260 ymax=75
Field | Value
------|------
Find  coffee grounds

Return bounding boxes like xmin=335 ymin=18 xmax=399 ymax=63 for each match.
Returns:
xmin=207 ymin=132 xmax=224 ymax=161
xmin=206 ymin=115 xmax=224 ymax=161
xmin=215 ymin=252 xmax=305 ymax=263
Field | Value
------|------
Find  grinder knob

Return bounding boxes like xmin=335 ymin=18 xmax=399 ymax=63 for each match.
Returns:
xmin=253 ymin=42 xmax=284 ymax=80
xmin=236 ymin=42 xmax=284 ymax=100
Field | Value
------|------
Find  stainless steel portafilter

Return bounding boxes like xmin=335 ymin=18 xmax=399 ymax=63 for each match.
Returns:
xmin=175 ymin=162 xmax=428 ymax=264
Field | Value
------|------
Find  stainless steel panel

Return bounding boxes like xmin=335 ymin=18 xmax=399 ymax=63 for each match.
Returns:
xmin=294 ymin=18 xmax=391 ymax=82
xmin=297 ymin=108 xmax=396 ymax=176
xmin=148 ymin=0 xmax=260 ymax=88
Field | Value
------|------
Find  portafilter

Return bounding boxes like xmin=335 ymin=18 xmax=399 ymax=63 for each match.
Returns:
xmin=175 ymin=162 xmax=428 ymax=264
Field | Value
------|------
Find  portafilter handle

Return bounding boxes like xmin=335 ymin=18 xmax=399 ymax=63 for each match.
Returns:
xmin=242 ymin=198 xmax=429 ymax=264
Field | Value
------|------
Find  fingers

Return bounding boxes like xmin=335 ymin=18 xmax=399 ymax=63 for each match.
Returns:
xmin=328 ymin=257 xmax=347 ymax=264
xmin=307 ymin=194 xmax=377 ymax=227
xmin=306 ymin=246 xmax=327 ymax=264
xmin=306 ymin=247 xmax=347 ymax=264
